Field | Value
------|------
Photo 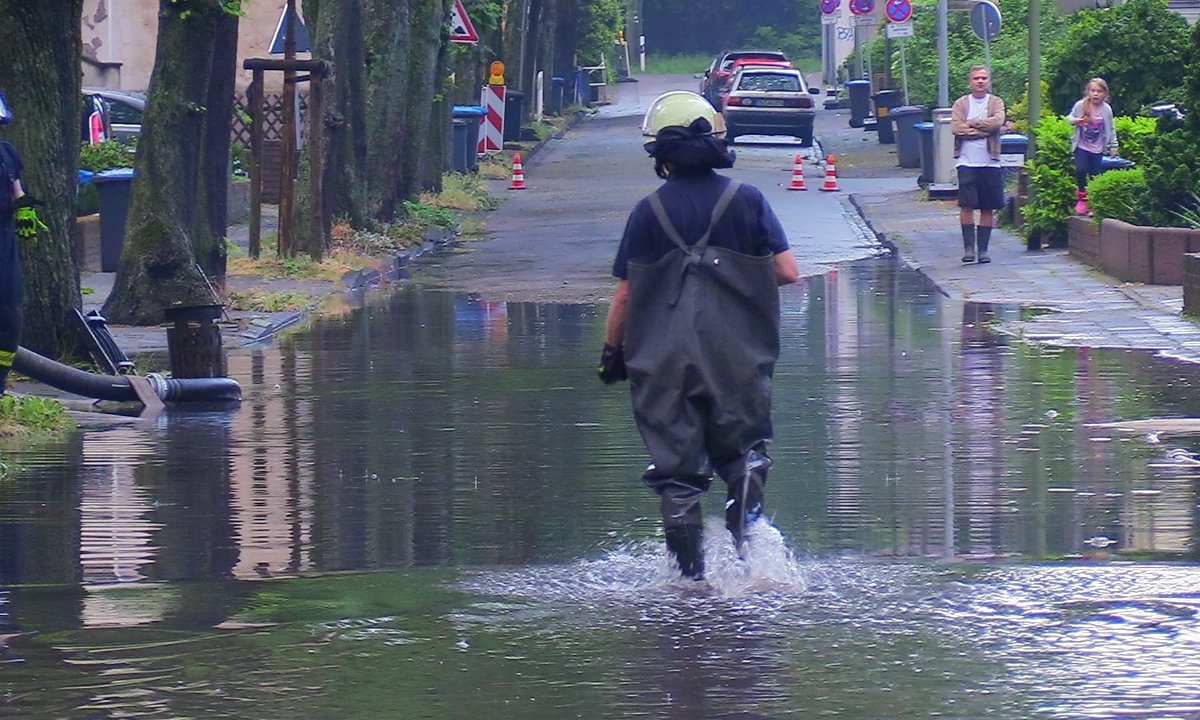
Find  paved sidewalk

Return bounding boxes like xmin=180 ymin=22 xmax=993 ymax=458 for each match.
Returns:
xmin=849 ymin=188 xmax=1200 ymax=364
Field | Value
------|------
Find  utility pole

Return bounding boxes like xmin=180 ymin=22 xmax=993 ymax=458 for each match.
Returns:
xmin=937 ymin=0 xmax=949 ymax=106
xmin=1028 ymin=0 xmax=1041 ymax=156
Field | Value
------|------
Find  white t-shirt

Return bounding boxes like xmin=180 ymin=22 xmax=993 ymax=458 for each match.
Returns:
xmin=957 ymin=94 xmax=999 ymax=168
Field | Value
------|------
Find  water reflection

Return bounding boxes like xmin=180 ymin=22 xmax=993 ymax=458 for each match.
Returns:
xmin=3 ymin=256 xmax=1200 ymax=717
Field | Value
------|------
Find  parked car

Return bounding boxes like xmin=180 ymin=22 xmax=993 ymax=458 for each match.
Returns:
xmin=81 ymin=87 xmax=145 ymax=144
xmin=699 ymin=50 xmax=790 ymax=107
xmin=721 ymin=66 xmax=819 ymax=146
xmin=715 ymin=58 xmax=795 ymax=110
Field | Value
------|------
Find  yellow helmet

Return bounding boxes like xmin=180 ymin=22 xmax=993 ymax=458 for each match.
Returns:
xmin=641 ymin=91 xmax=726 ymax=138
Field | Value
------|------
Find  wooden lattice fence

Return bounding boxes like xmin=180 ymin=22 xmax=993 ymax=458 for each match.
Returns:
xmin=231 ymin=91 xmax=308 ymax=149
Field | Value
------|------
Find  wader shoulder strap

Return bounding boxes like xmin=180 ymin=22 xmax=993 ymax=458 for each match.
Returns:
xmin=646 ymin=179 xmax=743 ymax=254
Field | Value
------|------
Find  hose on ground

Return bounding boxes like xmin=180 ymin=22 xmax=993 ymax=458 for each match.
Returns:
xmin=13 ymin=346 xmax=241 ymax=403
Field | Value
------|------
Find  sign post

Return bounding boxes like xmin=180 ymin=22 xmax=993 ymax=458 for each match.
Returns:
xmin=885 ymin=0 xmax=913 ymax=103
xmin=849 ymin=0 xmax=875 ymax=80
xmin=820 ymin=0 xmax=841 ymax=88
xmin=970 ymin=1 xmax=1002 ymax=73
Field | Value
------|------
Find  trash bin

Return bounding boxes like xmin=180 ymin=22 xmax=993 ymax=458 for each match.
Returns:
xmin=891 ymin=105 xmax=928 ymax=167
xmin=92 ymin=167 xmax=134 ymax=272
xmin=1000 ymin=132 xmax=1029 ymax=184
xmin=451 ymin=105 xmax=486 ymax=172
xmin=847 ymin=80 xmax=871 ymax=128
xmin=1100 ymin=155 xmax=1135 ymax=172
xmin=503 ymin=90 xmax=525 ymax=142
xmin=548 ymin=76 xmax=565 ymax=115
xmin=915 ymin=121 xmax=934 ymax=186
xmin=871 ymin=90 xmax=904 ymax=144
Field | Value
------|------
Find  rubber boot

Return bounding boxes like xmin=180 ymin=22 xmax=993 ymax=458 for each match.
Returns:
xmin=1075 ymin=189 xmax=1090 ymax=216
xmin=961 ymin=224 xmax=976 ymax=263
xmin=724 ymin=452 xmax=770 ymax=558
xmin=976 ymin=225 xmax=992 ymax=264
xmin=648 ymin=474 xmax=709 ymax=579
xmin=0 ymin=304 xmax=20 ymax=396
xmin=664 ymin=524 xmax=705 ymax=580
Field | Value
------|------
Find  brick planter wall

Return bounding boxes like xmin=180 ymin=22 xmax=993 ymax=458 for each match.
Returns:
xmin=1069 ymin=216 xmax=1200 ymax=285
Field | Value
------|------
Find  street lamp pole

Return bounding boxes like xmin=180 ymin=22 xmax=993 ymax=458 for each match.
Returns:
xmin=937 ymin=0 xmax=949 ymax=107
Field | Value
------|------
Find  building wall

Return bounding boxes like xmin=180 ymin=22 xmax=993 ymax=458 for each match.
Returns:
xmin=81 ymin=0 xmax=310 ymax=92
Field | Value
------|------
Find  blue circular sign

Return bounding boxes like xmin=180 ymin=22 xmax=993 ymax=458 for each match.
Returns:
xmin=821 ymin=0 xmax=840 ymax=14
xmin=886 ymin=0 xmax=912 ymax=22
xmin=850 ymin=0 xmax=875 ymax=15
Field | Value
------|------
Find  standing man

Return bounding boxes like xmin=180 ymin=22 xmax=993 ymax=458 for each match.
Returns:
xmin=598 ymin=91 xmax=799 ymax=580
xmin=0 ymin=91 xmax=47 ymax=395
xmin=951 ymin=66 xmax=1006 ymax=264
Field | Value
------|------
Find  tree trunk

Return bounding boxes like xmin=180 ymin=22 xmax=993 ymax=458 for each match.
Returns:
xmin=364 ymin=0 xmax=412 ymax=221
xmin=197 ymin=10 xmax=240 ymax=286
xmin=0 ymin=0 xmax=83 ymax=357
xmin=103 ymin=1 xmax=227 ymax=325
xmin=306 ymin=0 xmax=370 ymax=227
xmin=401 ymin=0 xmax=446 ymax=201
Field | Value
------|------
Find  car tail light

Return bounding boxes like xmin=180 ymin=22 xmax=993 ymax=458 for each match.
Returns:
xmin=791 ymin=97 xmax=813 ymax=109
xmin=726 ymin=97 xmax=743 ymax=106
xmin=88 ymin=111 xmax=106 ymax=145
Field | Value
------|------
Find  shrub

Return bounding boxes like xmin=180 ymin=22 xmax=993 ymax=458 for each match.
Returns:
xmin=79 ymin=140 xmax=135 ymax=172
xmin=1141 ymin=127 xmax=1200 ymax=225
xmin=1087 ymin=167 xmax=1152 ymax=225
xmin=1046 ymin=0 xmax=1191 ymax=116
xmin=1022 ymin=115 xmax=1075 ymax=242
xmin=1112 ymin=116 xmax=1156 ymax=167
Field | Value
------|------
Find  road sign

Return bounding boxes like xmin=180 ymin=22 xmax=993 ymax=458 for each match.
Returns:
xmin=850 ymin=0 xmax=875 ymax=15
xmin=970 ymin=1 xmax=1002 ymax=41
xmin=450 ymin=0 xmax=479 ymax=44
xmin=821 ymin=0 xmax=841 ymax=13
xmin=886 ymin=21 xmax=914 ymax=37
xmin=821 ymin=12 xmax=839 ymax=24
xmin=269 ymin=6 xmax=311 ymax=54
xmin=853 ymin=14 xmax=878 ymax=24
xmin=886 ymin=0 xmax=913 ymax=23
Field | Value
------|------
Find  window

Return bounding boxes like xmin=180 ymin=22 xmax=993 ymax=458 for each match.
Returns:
xmin=107 ymin=99 xmax=143 ymax=126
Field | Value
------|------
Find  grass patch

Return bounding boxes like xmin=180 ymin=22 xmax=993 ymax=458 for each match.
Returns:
xmin=419 ymin=173 xmax=500 ymax=211
xmin=637 ymin=53 xmax=711 ymax=75
xmin=0 ymin=394 xmax=75 ymax=440
xmin=225 ymin=289 xmax=315 ymax=313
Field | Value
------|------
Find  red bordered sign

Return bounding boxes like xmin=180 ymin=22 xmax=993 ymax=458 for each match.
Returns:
xmin=450 ymin=0 xmax=479 ymax=44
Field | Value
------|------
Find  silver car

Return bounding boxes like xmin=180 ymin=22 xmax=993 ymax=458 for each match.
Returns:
xmin=721 ymin=67 xmax=819 ymax=146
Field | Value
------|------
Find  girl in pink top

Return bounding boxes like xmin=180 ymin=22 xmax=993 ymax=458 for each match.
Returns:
xmin=1069 ymin=78 xmax=1119 ymax=215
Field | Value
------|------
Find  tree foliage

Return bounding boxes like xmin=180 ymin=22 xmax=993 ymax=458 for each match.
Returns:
xmin=1045 ymin=0 xmax=1190 ymax=116
xmin=643 ymin=0 xmax=817 ymax=57
xmin=861 ymin=0 xmax=1064 ymax=107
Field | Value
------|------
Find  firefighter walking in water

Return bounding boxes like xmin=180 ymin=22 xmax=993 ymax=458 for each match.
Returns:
xmin=598 ymin=92 xmax=799 ymax=579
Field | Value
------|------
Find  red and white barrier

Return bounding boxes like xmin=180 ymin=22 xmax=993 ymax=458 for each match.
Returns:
xmin=478 ymin=85 xmax=505 ymax=155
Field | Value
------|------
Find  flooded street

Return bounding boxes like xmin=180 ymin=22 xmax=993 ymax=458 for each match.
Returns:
xmin=5 ymin=256 xmax=1200 ymax=718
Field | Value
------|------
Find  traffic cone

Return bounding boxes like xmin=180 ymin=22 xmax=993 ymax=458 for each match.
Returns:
xmin=509 ymin=152 xmax=526 ymax=190
xmin=787 ymin=154 xmax=807 ymax=191
xmin=819 ymin=154 xmax=840 ymax=192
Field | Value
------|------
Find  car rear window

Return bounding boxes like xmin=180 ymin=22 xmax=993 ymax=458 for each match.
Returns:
xmin=736 ymin=74 xmax=801 ymax=93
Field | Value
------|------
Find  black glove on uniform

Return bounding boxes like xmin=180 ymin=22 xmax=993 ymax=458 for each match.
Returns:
xmin=597 ymin=343 xmax=628 ymax=384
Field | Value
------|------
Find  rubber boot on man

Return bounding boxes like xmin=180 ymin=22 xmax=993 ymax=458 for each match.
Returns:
xmin=646 ymin=472 xmax=709 ymax=580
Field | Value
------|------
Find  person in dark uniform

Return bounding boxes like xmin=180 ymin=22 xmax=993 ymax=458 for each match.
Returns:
xmin=598 ymin=91 xmax=799 ymax=579
xmin=0 ymin=91 xmax=47 ymax=395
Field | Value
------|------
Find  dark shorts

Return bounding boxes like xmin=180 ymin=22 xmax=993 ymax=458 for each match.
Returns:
xmin=957 ymin=166 xmax=1005 ymax=210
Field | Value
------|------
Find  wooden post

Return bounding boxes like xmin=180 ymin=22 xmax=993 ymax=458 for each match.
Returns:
xmin=248 ymin=71 xmax=263 ymax=259
xmin=308 ymin=71 xmax=326 ymax=262
xmin=278 ymin=0 xmax=298 ymax=257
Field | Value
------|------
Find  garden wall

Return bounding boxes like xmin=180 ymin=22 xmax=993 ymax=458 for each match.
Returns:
xmin=1068 ymin=216 xmax=1200 ymax=285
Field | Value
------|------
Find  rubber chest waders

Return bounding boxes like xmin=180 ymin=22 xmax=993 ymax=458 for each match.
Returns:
xmin=625 ymin=179 xmax=781 ymax=559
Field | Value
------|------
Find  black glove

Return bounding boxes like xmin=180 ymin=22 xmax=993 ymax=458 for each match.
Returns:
xmin=597 ymin=343 xmax=628 ymax=384
xmin=13 ymin=193 xmax=44 ymax=209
